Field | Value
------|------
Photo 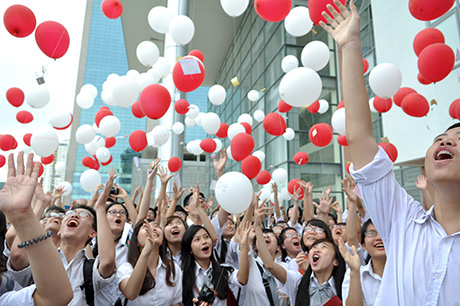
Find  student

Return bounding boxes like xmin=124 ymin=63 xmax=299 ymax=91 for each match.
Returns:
xmin=278 ymin=227 xmax=302 ymax=271
xmin=320 ymin=1 xmax=460 ymax=304
xmin=164 ymin=215 xmax=187 ymax=266
xmin=300 ymin=219 xmax=332 ymax=252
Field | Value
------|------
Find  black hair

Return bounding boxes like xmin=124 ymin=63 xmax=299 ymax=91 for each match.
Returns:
xmin=328 ymin=213 xmax=337 ymax=224
xmin=279 ymin=227 xmax=299 ymax=261
xmin=148 ymin=207 xmax=157 ymax=219
xmin=287 ymin=205 xmax=303 ymax=223
xmin=361 ymin=219 xmax=374 ymax=264
xmin=253 ymin=227 xmax=281 ymax=249
xmin=294 ymin=238 xmax=346 ymax=306
xmin=445 ymin=122 xmax=460 ymax=132
xmin=0 ymin=211 xmax=7 ymax=273
xmin=301 ymin=219 xmax=333 ymax=252
xmin=183 ymin=192 xmax=205 ymax=207
xmin=105 ymin=202 xmax=129 ymax=219
xmin=181 ymin=225 xmax=231 ymax=306
xmin=45 ymin=206 xmax=66 ymax=214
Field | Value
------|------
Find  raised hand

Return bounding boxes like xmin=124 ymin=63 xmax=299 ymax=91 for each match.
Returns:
xmin=35 ymin=177 xmax=52 ymax=204
xmin=338 ymin=238 xmax=361 ymax=272
xmin=213 ymin=147 xmax=227 ymax=177
xmin=332 ymin=200 xmax=343 ymax=214
xmin=271 ymin=182 xmax=278 ymax=194
xmin=296 ymin=251 xmax=309 ymax=272
xmin=415 ymin=174 xmax=428 ymax=191
xmin=254 ymin=201 xmax=271 ymax=225
xmin=146 ymin=158 xmax=161 ymax=181
xmin=342 ymin=177 xmax=358 ymax=203
xmin=108 ymin=167 xmax=117 ymax=177
xmin=95 ymin=174 xmax=117 ymax=210
xmin=172 ymin=182 xmax=185 ymax=201
xmin=140 ymin=220 xmax=155 ymax=255
xmin=313 ymin=189 xmax=333 ymax=215
xmin=157 ymin=166 xmax=174 ymax=185
xmin=290 ymin=187 xmax=302 ymax=202
xmin=238 ymin=221 xmax=252 ymax=253
xmin=52 ymin=186 xmax=65 ymax=198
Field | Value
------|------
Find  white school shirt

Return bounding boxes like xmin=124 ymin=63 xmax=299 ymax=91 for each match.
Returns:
xmin=0 ymin=285 xmax=35 ymax=306
xmin=342 ymin=259 xmax=382 ymax=306
xmin=117 ymin=257 xmax=182 ymax=306
xmin=351 ymin=146 xmax=460 ymax=306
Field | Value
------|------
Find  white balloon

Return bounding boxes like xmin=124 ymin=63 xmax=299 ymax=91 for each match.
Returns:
xmin=19 ymin=146 xmax=32 ymax=154
xmin=214 ymin=138 xmax=223 ymax=152
xmin=187 ymin=139 xmax=203 ymax=155
xmin=80 ymin=169 xmax=101 ymax=193
xmin=55 ymin=161 xmax=66 ymax=173
xmin=202 ymin=112 xmax=221 ymax=135
xmin=76 ymin=91 xmax=94 ymax=109
xmin=136 ymin=41 xmax=160 ymax=67
xmin=152 ymin=57 xmax=171 ymax=78
xmin=101 ymin=90 xmax=117 ymax=106
xmin=148 ymin=6 xmax=174 ymax=34
xmin=58 ymin=181 xmax=73 ymax=196
xmin=80 ymin=84 xmax=98 ymax=98
xmin=318 ymin=99 xmax=330 ymax=114
xmin=136 ymin=73 xmax=155 ymax=91
xmin=279 ymin=67 xmax=322 ymax=107
xmin=48 ymin=109 xmax=72 ymax=129
xmin=195 ymin=112 xmax=205 ymax=126
xmin=247 ymin=90 xmax=260 ymax=102
xmin=227 ymin=123 xmax=245 ymax=140
xmin=208 ymin=85 xmax=226 ymax=106
xmin=369 ymin=63 xmax=402 ymax=98
xmin=215 ymin=172 xmax=254 ymax=214
xmin=280 ymin=187 xmax=291 ymax=201
xmin=30 ymin=128 xmax=59 ymax=157
xmin=272 ymin=168 xmax=287 ymax=184
xmin=259 ymin=188 xmax=271 ymax=203
xmin=220 ymin=0 xmax=249 ymax=17
xmin=252 ymin=151 xmax=265 ymax=162
xmin=281 ymin=55 xmax=299 ymax=73
xmin=253 ymin=110 xmax=265 ymax=122
xmin=106 ymin=73 xmax=120 ymax=83
xmin=85 ymin=143 xmax=96 ymax=155
xmin=284 ymin=6 xmax=313 ymax=37
xmin=147 ymin=68 xmax=162 ymax=84
xmin=227 ymin=146 xmax=235 ymax=161
xmin=369 ymin=97 xmax=378 ymax=113
xmin=26 ymin=85 xmax=50 ymax=109
xmin=112 ymin=76 xmax=139 ymax=108
xmin=92 ymin=123 xmax=101 ymax=135
xmin=76 ymin=125 xmax=96 ymax=145
xmin=152 ymin=125 xmax=170 ymax=146
xmin=185 ymin=117 xmax=195 ymax=127
xmin=172 ymin=122 xmax=185 ymax=134
xmin=331 ymin=108 xmax=346 ymax=135
xmin=237 ymin=113 xmax=253 ymax=126
xmin=96 ymin=147 xmax=111 ymax=163
xmin=270 ymin=192 xmax=282 ymax=204
xmin=99 ymin=115 xmax=121 ymax=137
xmin=146 ymin=131 xmax=156 ymax=147
xmin=87 ymin=136 xmax=105 ymax=154
xmin=126 ymin=69 xmax=140 ymax=80
xmin=301 ymin=40 xmax=330 ymax=71
xmin=169 ymin=15 xmax=195 ymax=45
xmin=186 ymin=104 xmax=200 ymax=119
xmin=283 ymin=128 xmax=295 ymax=141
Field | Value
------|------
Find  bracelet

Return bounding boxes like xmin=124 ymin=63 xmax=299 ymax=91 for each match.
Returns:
xmin=17 ymin=231 xmax=53 ymax=249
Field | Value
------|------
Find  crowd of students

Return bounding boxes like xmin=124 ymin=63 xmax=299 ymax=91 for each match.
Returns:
xmin=0 ymin=1 xmax=458 ymax=305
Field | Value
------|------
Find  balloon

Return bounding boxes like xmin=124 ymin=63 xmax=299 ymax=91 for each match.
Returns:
xmin=101 ymin=0 xmax=123 ymax=19
xmin=263 ymin=113 xmax=287 ymax=136
xmin=23 ymin=134 xmax=32 ymax=146
xmin=409 ymin=0 xmax=454 ymax=21
xmin=307 ymin=100 xmax=320 ymax=113
xmin=378 ymin=142 xmax=398 ymax=162
xmin=278 ymin=100 xmax=292 ymax=113
xmin=35 ymin=21 xmax=70 ymax=59
xmin=136 ymin=73 xmax=155 ymax=91
xmin=90 ymin=159 xmax=100 ymax=170
xmin=80 ymin=169 xmax=102 ymax=193
xmin=16 ymin=111 xmax=33 ymax=124
xmin=152 ymin=125 xmax=169 ymax=146
xmin=208 ymin=85 xmax=226 ymax=106
xmin=294 ymin=152 xmax=309 ymax=165
xmin=197 ymin=112 xmax=207 ymax=127
xmin=418 ymin=43 xmax=455 ymax=83
xmin=401 ymin=93 xmax=429 ymax=117
xmin=55 ymin=161 xmax=66 ymax=173
xmin=140 ymin=84 xmax=171 ymax=119
xmin=98 ymin=115 xmax=120 ymax=137
xmin=131 ymin=101 xmax=145 ymax=118
xmin=238 ymin=113 xmax=253 ymax=126
xmin=231 ymin=133 xmax=254 ymax=161
xmin=76 ymin=125 xmax=96 ymax=144
xmin=189 ymin=49 xmax=204 ymax=62
xmin=369 ymin=63 xmax=402 ymax=98
xmin=279 ymin=187 xmax=291 ymax=201
xmin=172 ymin=122 xmax=185 ymax=134
xmin=252 ymin=151 xmax=265 ymax=162
xmin=417 ymin=72 xmax=432 ymax=85
xmin=373 ymin=96 xmax=393 ymax=113
xmin=152 ymin=57 xmax=171 ymax=78
xmin=256 ymin=170 xmax=271 ymax=185
xmin=186 ymin=105 xmax=200 ymax=119
xmin=105 ymin=137 xmax=116 ymax=148
xmin=241 ymin=156 xmax=261 ymax=179
xmin=279 ymin=67 xmax=322 ymax=107
xmin=449 ymin=99 xmax=460 ymax=119
xmin=241 ymin=122 xmax=252 ymax=134
xmin=216 ymin=122 xmax=229 ymax=138
xmin=148 ymin=6 xmax=174 ymax=34
xmin=253 ymin=110 xmax=265 ymax=122
xmin=48 ymin=109 xmax=73 ymax=130
xmin=393 ymin=87 xmax=417 ymax=107
xmin=413 ymin=28 xmax=445 ymax=56
xmin=0 ymin=155 xmax=5 ymax=168
xmin=136 ymin=41 xmax=159 ymax=67
xmin=80 ymin=84 xmax=98 ymax=98
xmin=254 ymin=0 xmax=292 ymax=22
xmin=259 ymin=188 xmax=272 ymax=202
xmin=227 ymin=123 xmax=245 ymax=140
xmin=76 ymin=91 xmax=95 ymax=109
xmin=337 ymin=135 xmax=349 ymax=146
xmin=281 ymin=55 xmax=299 ymax=73
xmin=112 ymin=76 xmax=139 ymax=108
xmin=173 ymin=56 xmax=205 ymax=92
xmin=331 ymin=108 xmax=346 ymax=135
xmin=215 ymin=172 xmax=254 ymax=214
xmin=220 ymin=0 xmax=250 ymax=17
xmin=309 ymin=123 xmax=333 ymax=147
xmin=337 ymin=100 xmax=345 ymax=109
xmin=86 ymin=136 xmax=105 ymax=155
xmin=19 ymin=146 xmax=31 ymax=154
xmin=185 ymin=117 xmax=195 ymax=128
xmin=247 ymin=90 xmax=260 ymax=102
xmin=288 ymin=179 xmax=304 ymax=199
xmin=96 ymin=147 xmax=111 ymax=163
xmin=82 ymin=156 xmax=95 ymax=168
xmin=168 ymin=157 xmax=182 ymax=172
xmin=6 ymin=87 xmax=24 ymax=107
xmin=174 ymin=99 xmax=190 ymax=115
xmin=200 ymin=138 xmax=217 ymax=153
xmin=363 ymin=58 xmax=369 ymax=73
xmin=169 ymin=15 xmax=195 ymax=45
xmin=318 ymin=100 xmax=330 ymax=114
xmin=0 ymin=135 xmax=16 ymax=151
xmin=272 ymin=168 xmax=287 ymax=184
xmin=308 ymin=0 xmax=346 ymax=24
xmin=284 ymin=6 xmax=313 ymax=37
xmin=301 ymin=40 xmax=330 ymax=71
xmin=26 ymin=86 xmax=50 ymax=109
xmin=129 ymin=130 xmax=147 ymax=152
xmin=3 ymin=5 xmax=36 ymax=37
xmin=202 ymin=113 xmax=221 ymax=135
xmin=30 ymin=128 xmax=59 ymax=157
xmin=283 ymin=128 xmax=295 ymax=141
xmin=57 ymin=181 xmax=73 ymax=196
xmin=211 ymin=139 xmax=222 ymax=153
xmin=95 ymin=107 xmax=113 ymax=127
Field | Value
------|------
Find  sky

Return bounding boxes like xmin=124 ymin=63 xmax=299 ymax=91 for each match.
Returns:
xmin=0 ymin=0 xmax=87 ymax=181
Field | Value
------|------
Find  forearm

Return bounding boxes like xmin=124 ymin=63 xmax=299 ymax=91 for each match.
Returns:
xmin=274 ymin=196 xmax=281 ymax=220
xmin=87 ymin=190 xmax=100 ymax=208
xmin=237 ymin=247 xmax=249 ymax=285
xmin=33 ymin=199 xmax=49 ymax=219
xmin=120 ymin=255 xmax=149 ymax=300
xmin=317 ymin=211 xmax=329 ymax=225
xmin=345 ymin=270 xmax=364 ymax=306
xmin=303 ymin=194 xmax=314 ymax=222
xmin=255 ymin=227 xmax=286 ymax=283
xmin=138 ymin=181 xmax=153 ymax=222
xmin=198 ymin=207 xmax=218 ymax=245
xmin=337 ymin=211 xmax=343 ymax=223
xmin=217 ymin=207 xmax=230 ymax=228
xmin=346 ymin=201 xmax=360 ymax=248
xmin=123 ymin=196 xmax=138 ymax=225
xmin=55 ymin=196 xmax=63 ymax=208
xmin=289 ymin=201 xmax=299 ymax=225
xmin=95 ymin=208 xmax=116 ymax=278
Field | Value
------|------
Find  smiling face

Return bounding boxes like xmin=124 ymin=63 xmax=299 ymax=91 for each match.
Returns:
xmin=332 ymin=224 xmax=347 ymax=244
xmin=362 ymin=223 xmax=386 ymax=260
xmin=191 ymin=228 xmax=213 ymax=262
xmin=106 ymin=204 xmax=127 ymax=236
xmin=223 ymin=218 xmax=235 ymax=240
xmin=281 ymin=229 xmax=302 ymax=258
xmin=309 ymin=241 xmax=338 ymax=273
xmin=60 ymin=208 xmax=96 ymax=245
xmin=303 ymin=225 xmax=327 ymax=250
xmin=165 ymin=216 xmax=186 ymax=244
xmin=138 ymin=221 xmax=163 ymax=248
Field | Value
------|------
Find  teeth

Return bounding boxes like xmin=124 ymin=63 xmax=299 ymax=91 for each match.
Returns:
xmin=436 ymin=150 xmax=453 ymax=160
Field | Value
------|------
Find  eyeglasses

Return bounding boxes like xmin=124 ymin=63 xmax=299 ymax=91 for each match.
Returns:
xmin=45 ymin=212 xmax=65 ymax=219
xmin=107 ymin=210 xmax=127 ymax=216
xmin=174 ymin=212 xmax=186 ymax=218
xmin=199 ymin=196 xmax=207 ymax=202
xmin=65 ymin=210 xmax=91 ymax=218
xmin=284 ymin=232 xmax=300 ymax=239
xmin=305 ymin=226 xmax=325 ymax=234
xmin=264 ymin=233 xmax=276 ymax=238
xmin=333 ymin=224 xmax=346 ymax=229
xmin=364 ymin=230 xmax=378 ymax=237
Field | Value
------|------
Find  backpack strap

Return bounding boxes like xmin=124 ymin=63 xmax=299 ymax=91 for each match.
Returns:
xmin=80 ymin=258 xmax=96 ymax=306
xmin=256 ymin=261 xmax=275 ymax=306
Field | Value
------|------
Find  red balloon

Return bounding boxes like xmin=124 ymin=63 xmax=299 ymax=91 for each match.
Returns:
xmin=189 ymin=50 xmax=204 ymax=62
xmin=35 ymin=21 xmax=70 ymax=59
xmin=241 ymin=122 xmax=252 ymax=134
xmin=200 ymin=138 xmax=217 ymax=153
xmin=3 ymin=5 xmax=36 ymax=37
xmin=172 ymin=56 xmax=205 ymax=92
xmin=101 ymin=155 xmax=113 ymax=166
xmin=33 ymin=162 xmax=44 ymax=177
xmin=417 ymin=72 xmax=431 ymax=85
xmin=309 ymin=123 xmax=333 ymax=147
xmin=140 ymin=84 xmax=171 ymax=119
xmin=378 ymin=142 xmax=398 ymax=162
xmin=131 ymin=101 xmax=145 ymax=118
xmin=254 ymin=0 xmax=292 ymax=22
xmin=91 ymin=160 xmax=100 ymax=170
xmin=363 ymin=58 xmax=369 ymax=73
xmin=418 ymin=43 xmax=455 ymax=83
xmin=82 ymin=156 xmax=95 ymax=168
xmin=373 ymin=96 xmax=392 ymax=113
xmin=23 ymin=133 xmax=32 ymax=146
xmin=455 ymin=103 xmax=460 ymax=120
xmin=278 ymin=100 xmax=292 ymax=113
xmin=241 ymin=156 xmax=262 ymax=179
xmin=409 ymin=0 xmax=454 ymax=21
xmin=308 ymin=0 xmax=347 ymax=25
xmin=337 ymin=100 xmax=345 ymax=109
xmin=0 ymin=155 xmax=5 ymax=168
xmin=0 ymin=135 xmax=16 ymax=151
xmin=101 ymin=0 xmax=123 ymax=19
xmin=307 ymin=100 xmax=320 ymax=113
xmin=263 ymin=113 xmax=287 ymax=136
xmin=346 ymin=163 xmax=351 ymax=174
xmin=393 ymin=87 xmax=417 ymax=107
xmin=293 ymin=152 xmax=309 ymax=165
xmin=41 ymin=154 xmax=54 ymax=165
xmin=216 ymin=123 xmax=229 ymax=138
xmin=256 ymin=170 xmax=271 ymax=185
xmin=105 ymin=137 xmax=116 ymax=148
xmin=413 ymin=28 xmax=445 ymax=56
xmin=6 ymin=87 xmax=25 ymax=107
xmin=231 ymin=133 xmax=255 ymax=161
xmin=129 ymin=130 xmax=148 ymax=152
xmin=54 ymin=114 xmax=73 ymax=130
xmin=95 ymin=108 xmax=113 ymax=127
xmin=449 ymin=99 xmax=460 ymax=119
xmin=337 ymin=135 xmax=349 ymax=146
xmin=401 ymin=93 xmax=429 ymax=117
xmin=174 ymin=99 xmax=190 ymax=115
xmin=288 ymin=179 xmax=304 ymax=200
xmin=168 ymin=157 xmax=182 ymax=172
xmin=16 ymin=110 xmax=33 ymax=124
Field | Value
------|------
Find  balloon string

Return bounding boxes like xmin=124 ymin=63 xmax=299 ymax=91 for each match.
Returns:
xmin=51 ymin=30 xmax=67 ymax=59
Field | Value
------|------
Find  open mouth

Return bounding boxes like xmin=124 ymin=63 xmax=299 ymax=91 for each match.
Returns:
xmin=172 ymin=229 xmax=180 ymax=236
xmin=435 ymin=149 xmax=454 ymax=161
xmin=152 ymin=232 xmax=160 ymax=238
xmin=293 ymin=241 xmax=300 ymax=247
xmin=115 ymin=219 xmax=122 ymax=224
xmin=335 ymin=230 xmax=342 ymax=235
xmin=67 ymin=219 xmax=78 ymax=228
xmin=374 ymin=243 xmax=385 ymax=250
xmin=202 ymin=246 xmax=210 ymax=252
xmin=312 ymin=254 xmax=320 ymax=264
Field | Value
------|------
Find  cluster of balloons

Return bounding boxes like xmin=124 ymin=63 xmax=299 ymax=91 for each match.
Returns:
xmin=148 ymin=6 xmax=195 ymax=45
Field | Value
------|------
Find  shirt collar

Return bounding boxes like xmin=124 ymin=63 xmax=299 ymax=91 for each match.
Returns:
xmin=414 ymin=205 xmax=435 ymax=224
xmin=195 ymin=261 xmax=212 ymax=278
xmin=362 ymin=259 xmax=382 ymax=280
xmin=310 ymin=274 xmax=336 ymax=293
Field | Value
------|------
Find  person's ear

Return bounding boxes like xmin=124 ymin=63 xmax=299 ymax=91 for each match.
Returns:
xmin=89 ymin=229 xmax=97 ymax=239
xmin=333 ymin=258 xmax=339 ymax=267
xmin=184 ymin=206 xmax=190 ymax=213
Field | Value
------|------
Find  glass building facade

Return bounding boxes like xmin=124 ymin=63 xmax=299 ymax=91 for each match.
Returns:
xmin=185 ymin=86 xmax=209 ymax=143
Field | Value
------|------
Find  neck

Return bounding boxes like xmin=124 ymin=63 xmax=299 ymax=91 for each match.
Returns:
xmin=314 ymin=268 xmax=333 ymax=286
xmin=148 ymin=247 xmax=160 ymax=268
xmin=433 ymin=188 xmax=460 ymax=234
xmin=51 ymin=235 xmax=61 ymax=247
xmin=60 ymin=239 xmax=86 ymax=262
xmin=188 ymin=214 xmax=201 ymax=225
xmin=196 ymin=257 xmax=210 ymax=270
xmin=168 ymin=241 xmax=181 ymax=256
xmin=371 ymin=257 xmax=386 ymax=277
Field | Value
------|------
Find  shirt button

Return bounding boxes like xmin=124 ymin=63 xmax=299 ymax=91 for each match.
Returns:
xmin=434 ymin=273 xmax=442 ymax=280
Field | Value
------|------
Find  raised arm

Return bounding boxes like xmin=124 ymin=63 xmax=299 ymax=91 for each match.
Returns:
xmin=113 ymin=186 xmax=138 ymax=224
xmin=166 ymin=182 xmax=185 ymax=218
xmin=192 ymin=183 xmax=218 ymax=245
xmin=87 ymin=184 xmax=103 ymax=208
xmin=415 ymin=174 xmax=434 ymax=211
xmin=272 ymin=183 xmax=282 ymax=220
xmin=299 ymin=181 xmax=314 ymax=222
xmin=237 ymin=221 xmax=251 ymax=285
xmin=137 ymin=158 xmax=160 ymax=223
xmin=213 ymin=148 xmax=227 ymax=178
xmin=50 ymin=186 xmax=64 ymax=208
xmin=342 ymin=177 xmax=360 ymax=248
xmin=289 ymin=188 xmax=301 ymax=226
xmin=338 ymin=238 xmax=364 ymax=306
xmin=156 ymin=166 xmax=174 ymax=214
xmin=313 ymin=189 xmax=333 ymax=225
